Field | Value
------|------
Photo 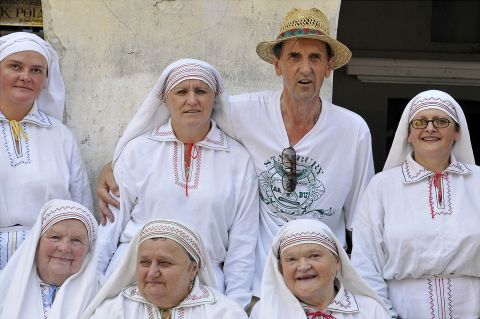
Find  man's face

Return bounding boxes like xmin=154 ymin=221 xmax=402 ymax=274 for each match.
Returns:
xmin=274 ymin=38 xmax=332 ymax=103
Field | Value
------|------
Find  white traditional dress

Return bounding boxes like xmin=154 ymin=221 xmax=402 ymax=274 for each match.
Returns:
xmin=0 ymin=33 xmax=92 ymax=269
xmin=84 ymin=220 xmax=247 ymax=319
xmin=0 ymin=199 xmax=99 ymax=319
xmin=97 ymin=59 xmax=259 ymax=308
xmin=228 ymin=91 xmax=374 ymax=294
xmin=352 ymin=90 xmax=480 ymax=318
xmin=250 ymin=219 xmax=389 ymax=319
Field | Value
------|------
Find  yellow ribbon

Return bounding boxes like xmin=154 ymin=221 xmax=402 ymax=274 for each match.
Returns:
xmin=9 ymin=120 xmax=29 ymax=142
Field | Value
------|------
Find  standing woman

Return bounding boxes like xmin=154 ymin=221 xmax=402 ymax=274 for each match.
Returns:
xmin=96 ymin=59 xmax=259 ymax=308
xmin=0 ymin=32 xmax=92 ymax=269
xmin=352 ymin=90 xmax=479 ymax=318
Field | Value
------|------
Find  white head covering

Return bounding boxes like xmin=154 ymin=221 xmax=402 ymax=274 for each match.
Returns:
xmin=0 ymin=32 xmax=65 ymax=120
xmin=384 ymin=90 xmax=475 ymax=170
xmin=112 ymin=58 xmax=230 ymax=167
xmin=257 ymin=219 xmax=387 ymax=318
xmin=82 ymin=219 xmax=216 ymax=318
xmin=0 ymin=199 xmax=99 ymax=319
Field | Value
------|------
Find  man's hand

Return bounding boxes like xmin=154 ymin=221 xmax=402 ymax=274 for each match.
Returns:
xmin=96 ymin=161 xmax=119 ymax=225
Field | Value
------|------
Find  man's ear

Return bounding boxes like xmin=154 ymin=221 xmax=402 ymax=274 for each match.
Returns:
xmin=273 ymin=57 xmax=282 ymax=76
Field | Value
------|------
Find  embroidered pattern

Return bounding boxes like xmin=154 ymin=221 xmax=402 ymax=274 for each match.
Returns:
xmin=428 ymin=174 xmax=453 ymax=219
xmin=329 ymin=288 xmax=352 ymax=309
xmin=427 ymin=278 xmax=453 ymax=319
xmin=279 ymin=231 xmax=337 ymax=255
xmin=173 ymin=142 xmax=202 ymax=192
xmin=1 ymin=121 xmax=32 ymax=167
xmin=0 ymin=229 xmax=28 ymax=269
xmin=409 ymin=97 xmax=458 ymax=122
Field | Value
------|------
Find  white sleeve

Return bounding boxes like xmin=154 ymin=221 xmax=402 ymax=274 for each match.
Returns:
xmin=343 ymin=122 xmax=374 ymax=231
xmin=351 ymin=181 xmax=398 ymax=318
xmin=68 ymin=138 xmax=93 ymax=212
xmin=96 ymin=159 xmax=136 ymax=276
xmin=223 ymin=163 xmax=260 ymax=309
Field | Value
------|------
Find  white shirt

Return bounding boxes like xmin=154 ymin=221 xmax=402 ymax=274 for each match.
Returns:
xmin=88 ymin=279 xmax=247 ymax=319
xmin=228 ymin=91 xmax=374 ymax=293
xmin=0 ymin=107 xmax=93 ymax=227
xmin=250 ymin=281 xmax=389 ymax=319
xmin=352 ymin=154 xmax=480 ymax=316
xmin=97 ymin=120 xmax=259 ymax=308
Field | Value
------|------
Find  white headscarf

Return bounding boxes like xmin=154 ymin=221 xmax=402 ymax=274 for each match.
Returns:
xmin=0 ymin=199 xmax=99 ymax=319
xmin=257 ymin=219 xmax=387 ymax=318
xmin=112 ymin=58 xmax=230 ymax=167
xmin=0 ymin=32 xmax=65 ymax=120
xmin=384 ymin=90 xmax=475 ymax=170
xmin=82 ymin=219 xmax=216 ymax=318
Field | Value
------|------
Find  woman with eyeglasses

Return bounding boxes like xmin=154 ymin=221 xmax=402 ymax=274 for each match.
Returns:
xmin=351 ymin=90 xmax=480 ymax=318
xmin=96 ymin=59 xmax=259 ymax=309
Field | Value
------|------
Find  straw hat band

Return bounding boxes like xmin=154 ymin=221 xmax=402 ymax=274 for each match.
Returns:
xmin=277 ymin=28 xmax=326 ymax=40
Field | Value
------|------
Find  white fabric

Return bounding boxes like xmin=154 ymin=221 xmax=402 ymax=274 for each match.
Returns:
xmin=98 ymin=119 xmax=259 ymax=307
xmin=0 ymin=32 xmax=65 ymax=120
xmin=0 ymin=199 xmax=99 ymax=319
xmin=352 ymin=153 xmax=480 ymax=318
xmin=384 ymin=90 xmax=475 ymax=170
xmin=228 ymin=90 xmax=374 ymax=294
xmin=83 ymin=220 xmax=246 ymax=319
xmin=252 ymin=219 xmax=389 ymax=319
xmin=87 ymin=278 xmax=247 ymax=319
xmin=0 ymin=105 xmax=92 ymax=268
xmin=112 ymin=58 xmax=229 ymax=167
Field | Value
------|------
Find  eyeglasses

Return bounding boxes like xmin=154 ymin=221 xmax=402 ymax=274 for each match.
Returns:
xmin=282 ymin=146 xmax=297 ymax=192
xmin=409 ymin=118 xmax=451 ymax=129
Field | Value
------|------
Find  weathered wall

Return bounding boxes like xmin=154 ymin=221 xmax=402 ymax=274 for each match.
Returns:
xmin=41 ymin=0 xmax=341 ymax=211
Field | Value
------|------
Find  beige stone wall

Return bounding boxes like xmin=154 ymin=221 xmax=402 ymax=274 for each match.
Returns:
xmin=41 ymin=0 xmax=341 ymax=210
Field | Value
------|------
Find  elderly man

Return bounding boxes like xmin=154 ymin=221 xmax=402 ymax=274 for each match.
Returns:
xmin=96 ymin=7 xmax=374 ymax=296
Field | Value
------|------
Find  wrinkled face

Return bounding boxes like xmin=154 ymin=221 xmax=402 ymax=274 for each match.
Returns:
xmin=274 ymin=38 xmax=332 ymax=103
xmin=165 ymin=79 xmax=214 ymax=136
xmin=0 ymin=51 xmax=47 ymax=109
xmin=35 ymin=219 xmax=89 ymax=286
xmin=280 ymin=243 xmax=339 ymax=306
xmin=407 ymin=109 xmax=459 ymax=167
xmin=136 ymin=238 xmax=198 ymax=309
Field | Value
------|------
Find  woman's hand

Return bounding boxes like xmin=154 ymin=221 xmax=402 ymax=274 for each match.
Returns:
xmin=96 ymin=161 xmax=119 ymax=225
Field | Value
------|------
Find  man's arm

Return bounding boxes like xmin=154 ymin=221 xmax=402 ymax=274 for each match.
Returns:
xmin=96 ymin=161 xmax=120 ymax=225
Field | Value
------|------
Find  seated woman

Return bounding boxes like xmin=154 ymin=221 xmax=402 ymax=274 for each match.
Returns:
xmin=0 ymin=199 xmax=98 ymax=319
xmin=352 ymin=90 xmax=479 ymax=318
xmin=96 ymin=59 xmax=259 ymax=307
xmin=0 ymin=32 xmax=92 ymax=269
xmin=250 ymin=219 xmax=389 ymax=318
xmin=83 ymin=219 xmax=247 ymax=319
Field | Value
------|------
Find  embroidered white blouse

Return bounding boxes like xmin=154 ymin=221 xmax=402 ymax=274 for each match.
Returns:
xmin=97 ymin=120 xmax=259 ymax=308
xmin=352 ymin=153 xmax=480 ymax=315
xmin=250 ymin=281 xmax=389 ymax=319
xmin=228 ymin=91 xmax=374 ymax=294
xmin=88 ymin=279 xmax=247 ymax=319
xmin=0 ymin=106 xmax=92 ymax=227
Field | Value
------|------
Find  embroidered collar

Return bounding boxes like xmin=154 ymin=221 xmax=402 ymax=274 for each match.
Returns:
xmin=148 ymin=118 xmax=229 ymax=151
xmin=122 ymin=278 xmax=216 ymax=309
xmin=0 ymin=102 xmax=52 ymax=127
xmin=401 ymin=153 xmax=471 ymax=184
xmin=301 ymin=280 xmax=359 ymax=314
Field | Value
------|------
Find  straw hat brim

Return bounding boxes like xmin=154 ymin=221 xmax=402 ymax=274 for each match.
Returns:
xmin=256 ymin=34 xmax=352 ymax=70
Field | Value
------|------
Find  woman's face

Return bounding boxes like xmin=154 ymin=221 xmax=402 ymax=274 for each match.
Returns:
xmin=407 ymin=109 xmax=459 ymax=167
xmin=280 ymin=243 xmax=339 ymax=307
xmin=0 ymin=51 xmax=47 ymax=110
xmin=165 ymin=79 xmax=214 ymax=140
xmin=136 ymin=238 xmax=198 ymax=308
xmin=35 ymin=219 xmax=89 ymax=286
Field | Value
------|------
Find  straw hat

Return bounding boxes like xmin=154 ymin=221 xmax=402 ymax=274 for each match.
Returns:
xmin=256 ymin=8 xmax=352 ymax=69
